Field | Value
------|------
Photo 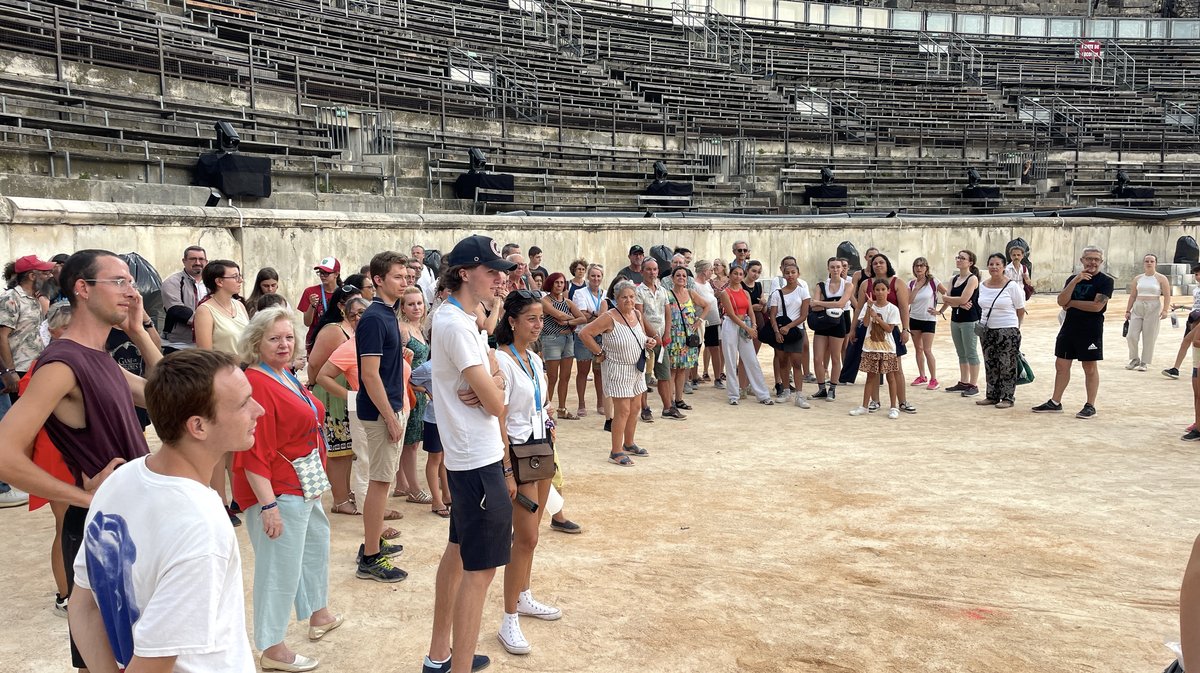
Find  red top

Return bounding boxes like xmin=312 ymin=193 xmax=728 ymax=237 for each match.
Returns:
xmin=297 ymin=284 xmax=335 ymax=350
xmin=19 ymin=365 xmax=73 ymax=511
xmin=232 ymin=367 xmax=327 ymax=507
xmin=727 ymin=286 xmax=751 ymax=317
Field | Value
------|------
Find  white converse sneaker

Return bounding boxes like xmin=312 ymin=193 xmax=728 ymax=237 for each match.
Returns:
xmin=498 ymin=618 xmax=532 ymax=655
xmin=516 ymin=591 xmax=562 ymax=621
xmin=793 ymin=394 xmax=810 ymax=409
xmin=849 ymin=406 xmax=869 ymax=416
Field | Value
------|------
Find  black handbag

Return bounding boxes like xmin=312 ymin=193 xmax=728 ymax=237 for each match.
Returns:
xmin=758 ymin=289 xmax=803 ymax=346
xmin=509 ymin=438 xmax=555 ymax=484
xmin=806 ymin=282 xmax=842 ymax=332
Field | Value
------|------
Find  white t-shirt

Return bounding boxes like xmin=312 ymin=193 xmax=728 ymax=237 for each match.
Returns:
xmin=73 ymin=457 xmax=253 ymax=673
xmin=497 ymin=347 xmax=550 ymax=444
xmin=569 ymin=285 xmax=606 ymax=334
xmin=978 ymin=281 xmax=1026 ymax=329
xmin=908 ymin=279 xmax=940 ymax=322
xmin=766 ymin=276 xmax=810 ymax=299
xmin=767 ymin=285 xmax=810 ymax=324
xmin=857 ymin=301 xmax=901 ymax=353
xmin=431 ymin=299 xmax=505 ymax=471
xmin=693 ymin=281 xmax=719 ymax=323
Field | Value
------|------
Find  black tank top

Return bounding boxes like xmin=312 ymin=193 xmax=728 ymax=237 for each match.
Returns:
xmin=950 ymin=274 xmax=981 ymax=323
xmin=34 ymin=339 xmax=150 ymax=486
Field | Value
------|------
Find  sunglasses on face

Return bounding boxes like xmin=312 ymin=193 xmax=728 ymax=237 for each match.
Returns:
xmin=317 ymin=270 xmax=333 ymax=276
xmin=735 ymin=248 xmax=749 ymax=253
xmin=341 ymin=284 xmax=363 ymax=294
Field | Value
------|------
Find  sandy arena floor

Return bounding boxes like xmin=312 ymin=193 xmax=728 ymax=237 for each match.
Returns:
xmin=2 ymin=296 xmax=1197 ymax=673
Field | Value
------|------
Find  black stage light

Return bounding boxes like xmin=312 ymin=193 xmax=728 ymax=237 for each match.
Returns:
xmin=966 ymin=167 xmax=981 ymax=188
xmin=653 ymin=161 xmax=668 ymax=181
xmin=820 ymin=166 xmax=835 ymax=185
xmin=215 ymin=121 xmax=240 ymax=153
xmin=468 ymin=148 xmax=487 ymax=173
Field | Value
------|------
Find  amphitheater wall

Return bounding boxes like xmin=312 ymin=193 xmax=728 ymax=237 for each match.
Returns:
xmin=1 ymin=197 xmax=1192 ymax=299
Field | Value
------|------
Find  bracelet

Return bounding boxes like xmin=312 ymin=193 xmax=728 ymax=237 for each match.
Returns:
xmin=260 ymin=501 xmax=278 ymax=511
xmin=502 ymin=466 xmax=514 ymax=477
xmin=0 ymin=369 xmax=15 ymax=376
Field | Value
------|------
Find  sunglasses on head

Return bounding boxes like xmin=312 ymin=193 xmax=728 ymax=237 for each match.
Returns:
xmin=340 ymin=284 xmax=362 ymax=294
xmin=512 ymin=289 xmax=543 ymax=300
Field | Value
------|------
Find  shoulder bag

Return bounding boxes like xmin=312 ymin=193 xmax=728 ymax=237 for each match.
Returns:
xmin=975 ymin=280 xmax=1013 ymax=337
xmin=671 ymin=289 xmax=702 ymax=348
xmin=807 ymin=282 xmax=842 ymax=332
xmin=505 ymin=347 xmax=555 ymax=484
xmin=759 ymin=289 xmax=804 ymax=345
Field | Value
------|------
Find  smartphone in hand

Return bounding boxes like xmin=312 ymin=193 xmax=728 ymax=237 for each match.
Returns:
xmin=516 ymin=492 xmax=539 ymax=513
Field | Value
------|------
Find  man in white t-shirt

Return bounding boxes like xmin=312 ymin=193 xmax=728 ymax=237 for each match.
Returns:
xmin=424 ymin=235 xmax=517 ymax=673
xmin=69 ymin=349 xmax=264 ymax=673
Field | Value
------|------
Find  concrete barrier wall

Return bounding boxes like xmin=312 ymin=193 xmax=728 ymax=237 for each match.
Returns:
xmin=1 ymin=196 xmax=1192 ymax=300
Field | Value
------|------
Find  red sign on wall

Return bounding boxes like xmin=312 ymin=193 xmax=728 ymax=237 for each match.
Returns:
xmin=1077 ymin=40 xmax=1103 ymax=60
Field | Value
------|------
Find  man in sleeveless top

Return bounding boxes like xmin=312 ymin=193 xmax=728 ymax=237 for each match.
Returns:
xmin=0 ymin=249 xmax=159 ymax=670
xmin=424 ymin=235 xmax=516 ymax=673
xmin=1032 ymin=246 xmax=1113 ymax=419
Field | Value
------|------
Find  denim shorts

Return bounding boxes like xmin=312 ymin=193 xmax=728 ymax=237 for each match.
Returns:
xmin=574 ymin=333 xmax=601 ymax=361
xmin=540 ymin=332 xmax=573 ymax=361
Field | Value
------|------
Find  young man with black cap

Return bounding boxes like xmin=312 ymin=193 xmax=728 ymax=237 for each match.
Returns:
xmin=424 ymin=234 xmax=516 ymax=673
xmin=616 ymin=245 xmax=646 ymax=285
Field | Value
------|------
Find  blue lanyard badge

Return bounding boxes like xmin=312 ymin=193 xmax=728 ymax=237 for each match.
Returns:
xmin=508 ymin=344 xmax=541 ymax=411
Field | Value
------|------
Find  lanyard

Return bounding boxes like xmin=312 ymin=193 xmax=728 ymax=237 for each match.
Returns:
xmin=259 ymin=363 xmax=321 ymax=430
xmin=508 ymin=344 xmax=542 ymax=412
xmin=319 ymin=287 xmax=329 ymax=314
xmin=447 ymin=295 xmax=465 ymax=312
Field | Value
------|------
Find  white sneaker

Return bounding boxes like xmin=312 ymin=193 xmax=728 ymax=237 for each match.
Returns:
xmin=888 ymin=408 xmax=900 ymax=419
xmin=516 ymin=591 xmax=562 ymax=621
xmin=794 ymin=394 xmax=810 ymax=409
xmin=775 ymin=391 xmax=790 ymax=403
xmin=53 ymin=593 xmax=68 ymax=618
xmin=849 ymin=406 xmax=869 ymax=416
xmin=1136 ymin=363 xmax=1148 ymax=372
xmin=0 ymin=487 xmax=28 ymax=509
xmin=1125 ymin=359 xmax=1138 ymax=370
xmin=498 ymin=620 xmax=532 ymax=655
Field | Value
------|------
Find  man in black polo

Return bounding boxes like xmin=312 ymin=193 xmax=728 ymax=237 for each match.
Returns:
xmin=1032 ymin=245 xmax=1113 ymax=419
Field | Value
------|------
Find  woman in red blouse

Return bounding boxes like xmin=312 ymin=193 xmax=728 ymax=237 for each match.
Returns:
xmin=233 ymin=306 xmax=342 ymax=672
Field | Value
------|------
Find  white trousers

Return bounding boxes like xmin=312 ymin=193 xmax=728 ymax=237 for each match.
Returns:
xmin=1126 ymin=299 xmax=1163 ymax=364
xmin=721 ymin=318 xmax=770 ymax=403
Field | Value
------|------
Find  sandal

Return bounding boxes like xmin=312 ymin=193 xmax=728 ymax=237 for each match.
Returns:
xmin=557 ymin=407 xmax=579 ymax=420
xmin=431 ymin=505 xmax=451 ymax=518
xmin=623 ymin=444 xmax=649 ymax=457
xmin=608 ymin=451 xmax=634 ymax=466
xmin=384 ymin=508 xmax=403 ymax=521
xmin=382 ymin=527 xmax=401 ymax=540
xmin=576 ymin=407 xmax=587 ymax=418
xmin=392 ymin=488 xmax=409 ymax=498
xmin=330 ymin=499 xmax=361 ymax=515
xmin=406 ymin=490 xmax=433 ymax=505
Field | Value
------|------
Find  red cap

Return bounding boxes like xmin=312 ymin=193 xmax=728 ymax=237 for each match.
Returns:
xmin=14 ymin=255 xmax=55 ymax=273
xmin=313 ymin=257 xmax=341 ymax=274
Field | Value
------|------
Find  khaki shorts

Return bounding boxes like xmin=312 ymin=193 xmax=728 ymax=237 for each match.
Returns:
xmin=644 ymin=343 xmax=670 ymax=385
xmin=360 ymin=410 xmax=406 ymax=482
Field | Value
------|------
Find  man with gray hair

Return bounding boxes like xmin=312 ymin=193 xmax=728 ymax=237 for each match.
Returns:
xmin=506 ymin=254 xmax=531 ymax=291
xmin=730 ymin=240 xmax=752 ymax=272
xmin=1033 ymin=245 xmax=1112 ymax=419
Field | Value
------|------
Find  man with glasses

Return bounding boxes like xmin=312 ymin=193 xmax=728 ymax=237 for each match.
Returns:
xmin=730 ymin=241 xmax=752 ymax=272
xmin=506 ymin=254 xmax=531 ymax=292
xmin=412 ymin=245 xmax=438 ymax=304
xmin=0 ymin=250 xmax=160 ymax=670
xmin=160 ymin=245 xmax=208 ymax=354
xmin=299 ymin=257 xmax=342 ymax=353
xmin=1033 ymin=246 xmax=1113 ymax=419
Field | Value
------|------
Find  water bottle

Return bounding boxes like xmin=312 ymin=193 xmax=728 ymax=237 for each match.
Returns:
xmin=1172 ymin=309 xmax=1180 ymax=328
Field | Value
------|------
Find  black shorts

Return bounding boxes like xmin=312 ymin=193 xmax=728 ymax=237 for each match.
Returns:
xmin=910 ymin=318 xmax=936 ymax=334
xmin=63 ymin=505 xmax=88 ymax=669
xmin=1054 ymin=326 xmax=1104 ymax=361
xmin=446 ymin=461 xmax=512 ymax=571
xmin=704 ymin=323 xmax=720 ymax=347
xmin=422 ymin=421 xmax=443 ymax=454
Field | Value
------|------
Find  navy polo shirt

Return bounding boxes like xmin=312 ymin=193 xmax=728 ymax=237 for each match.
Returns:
xmin=355 ymin=297 xmax=406 ymax=421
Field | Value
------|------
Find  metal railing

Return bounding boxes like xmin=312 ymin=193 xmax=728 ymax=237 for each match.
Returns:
xmin=945 ymin=33 xmax=985 ymax=85
xmin=1017 ymin=96 xmax=1087 ymax=147
xmin=707 ymin=5 xmax=756 ymax=75
xmin=670 ymin=2 xmax=722 ymax=66
xmin=1164 ymin=100 xmax=1198 ymax=136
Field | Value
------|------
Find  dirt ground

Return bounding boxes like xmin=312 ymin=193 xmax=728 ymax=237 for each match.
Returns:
xmin=2 ymin=295 xmax=1196 ymax=673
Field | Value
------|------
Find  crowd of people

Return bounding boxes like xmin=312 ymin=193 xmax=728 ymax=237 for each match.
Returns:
xmin=0 ymin=234 xmax=1194 ymax=672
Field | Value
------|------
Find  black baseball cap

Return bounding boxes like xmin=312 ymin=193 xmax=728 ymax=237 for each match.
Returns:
xmin=50 ymin=253 xmax=70 ymax=264
xmin=629 ymin=245 xmax=645 ymax=255
xmin=447 ymin=235 xmax=517 ymax=271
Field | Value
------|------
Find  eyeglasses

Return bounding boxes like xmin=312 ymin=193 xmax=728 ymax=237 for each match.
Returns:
xmin=347 ymin=311 xmax=366 ymax=320
xmin=511 ymin=289 xmax=543 ymax=300
xmin=316 ymin=270 xmax=333 ymax=276
xmin=221 ymin=274 xmax=243 ymax=281
xmin=83 ymin=278 xmax=132 ymax=288
xmin=1082 ymin=257 xmax=1103 ymax=263
xmin=955 ymin=256 xmax=969 ymax=261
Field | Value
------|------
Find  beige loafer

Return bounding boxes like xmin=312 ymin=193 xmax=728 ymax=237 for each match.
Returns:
xmin=307 ymin=614 xmax=344 ymax=642
xmin=260 ymin=652 xmax=319 ymax=672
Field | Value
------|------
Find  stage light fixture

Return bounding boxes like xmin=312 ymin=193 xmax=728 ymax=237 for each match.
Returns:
xmin=820 ymin=167 xmax=835 ymax=185
xmin=1116 ymin=169 xmax=1130 ymax=188
xmin=653 ymin=161 xmax=668 ymax=182
xmin=205 ymin=188 xmax=224 ymax=207
xmin=468 ymin=148 xmax=487 ymax=173
xmin=215 ymin=122 xmax=240 ymax=153
xmin=966 ymin=167 xmax=981 ymax=188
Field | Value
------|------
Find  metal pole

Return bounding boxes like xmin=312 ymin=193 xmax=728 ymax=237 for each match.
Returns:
xmin=53 ymin=8 xmax=63 ymax=82
xmin=157 ymin=27 xmax=166 ymax=97
xmin=247 ymin=36 xmax=256 ymax=109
